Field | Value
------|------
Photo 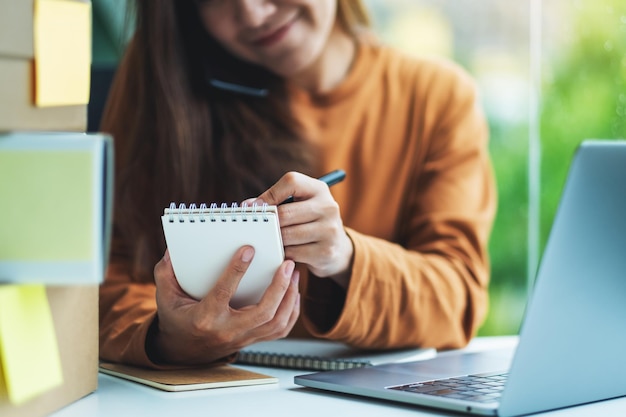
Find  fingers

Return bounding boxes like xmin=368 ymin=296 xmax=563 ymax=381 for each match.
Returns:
xmin=254 ymin=171 xmax=352 ymax=279
xmin=203 ymin=245 xmax=255 ymax=309
xmin=268 ymin=270 xmax=301 ymax=338
xmin=240 ymin=197 xmax=257 ymax=206
xmin=255 ymin=171 xmax=320 ymax=206
xmin=255 ymin=260 xmax=296 ymax=312
xmin=279 ymin=203 xmax=345 ymax=251
xmin=150 ymin=247 xmax=301 ymax=365
xmin=281 ymin=220 xmax=326 ymax=247
xmin=243 ymin=266 xmax=301 ymax=341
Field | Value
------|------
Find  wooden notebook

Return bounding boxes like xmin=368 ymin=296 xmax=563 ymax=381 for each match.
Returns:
xmin=99 ymin=362 xmax=277 ymax=392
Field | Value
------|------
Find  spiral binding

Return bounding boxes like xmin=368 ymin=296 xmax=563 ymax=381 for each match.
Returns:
xmin=236 ymin=350 xmax=370 ymax=371
xmin=166 ymin=202 xmax=270 ymax=223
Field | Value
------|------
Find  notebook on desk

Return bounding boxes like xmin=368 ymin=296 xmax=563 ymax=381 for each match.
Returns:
xmin=99 ymin=362 xmax=277 ymax=392
xmin=295 ymin=140 xmax=626 ymax=416
xmin=237 ymin=338 xmax=436 ymax=371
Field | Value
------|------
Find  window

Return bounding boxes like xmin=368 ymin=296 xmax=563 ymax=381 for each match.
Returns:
xmin=365 ymin=0 xmax=626 ymax=335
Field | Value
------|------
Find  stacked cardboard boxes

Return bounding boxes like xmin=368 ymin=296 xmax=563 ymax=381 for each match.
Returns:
xmin=0 ymin=0 xmax=89 ymax=131
xmin=0 ymin=1 xmax=100 ymax=416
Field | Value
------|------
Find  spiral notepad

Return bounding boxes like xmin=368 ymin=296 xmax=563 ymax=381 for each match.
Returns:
xmin=161 ymin=202 xmax=284 ymax=307
xmin=236 ymin=339 xmax=437 ymax=371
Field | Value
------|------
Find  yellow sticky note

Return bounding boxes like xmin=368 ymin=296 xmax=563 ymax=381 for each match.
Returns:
xmin=0 ymin=285 xmax=63 ymax=405
xmin=34 ymin=0 xmax=92 ymax=106
xmin=0 ymin=151 xmax=94 ymax=262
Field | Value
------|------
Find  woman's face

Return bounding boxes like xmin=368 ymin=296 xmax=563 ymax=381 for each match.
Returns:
xmin=197 ymin=0 xmax=338 ymax=78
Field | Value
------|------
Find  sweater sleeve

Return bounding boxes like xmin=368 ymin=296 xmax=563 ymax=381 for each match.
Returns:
xmin=98 ymin=225 xmax=166 ymax=367
xmin=303 ymin=63 xmax=496 ymax=350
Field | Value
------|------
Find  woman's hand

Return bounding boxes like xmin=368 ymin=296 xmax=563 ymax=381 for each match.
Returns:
xmin=149 ymin=246 xmax=300 ymax=366
xmin=254 ymin=171 xmax=354 ymax=288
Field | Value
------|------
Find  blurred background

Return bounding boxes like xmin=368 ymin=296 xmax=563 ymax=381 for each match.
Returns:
xmin=91 ymin=0 xmax=626 ymax=336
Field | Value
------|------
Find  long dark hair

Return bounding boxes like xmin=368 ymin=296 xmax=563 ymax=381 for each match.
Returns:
xmin=102 ymin=0 xmax=314 ymax=281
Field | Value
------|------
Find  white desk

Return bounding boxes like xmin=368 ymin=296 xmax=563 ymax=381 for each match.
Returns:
xmin=50 ymin=337 xmax=626 ymax=417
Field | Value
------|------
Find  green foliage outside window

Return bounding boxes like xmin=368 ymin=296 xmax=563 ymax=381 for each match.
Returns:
xmin=481 ymin=0 xmax=626 ymax=336
xmin=539 ymin=0 xmax=626 ymax=251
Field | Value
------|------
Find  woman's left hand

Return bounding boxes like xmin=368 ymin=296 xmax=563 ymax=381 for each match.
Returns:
xmin=251 ymin=171 xmax=354 ymax=288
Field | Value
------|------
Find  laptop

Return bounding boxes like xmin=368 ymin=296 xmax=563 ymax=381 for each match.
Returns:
xmin=295 ymin=140 xmax=626 ymax=416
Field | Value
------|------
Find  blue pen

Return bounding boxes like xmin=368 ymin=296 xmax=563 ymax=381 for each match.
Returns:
xmin=280 ymin=169 xmax=346 ymax=205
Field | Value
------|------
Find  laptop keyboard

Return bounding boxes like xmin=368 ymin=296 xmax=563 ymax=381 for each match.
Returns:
xmin=387 ymin=372 xmax=508 ymax=404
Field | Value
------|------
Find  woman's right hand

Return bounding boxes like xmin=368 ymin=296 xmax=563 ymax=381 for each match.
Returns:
xmin=148 ymin=246 xmax=300 ymax=366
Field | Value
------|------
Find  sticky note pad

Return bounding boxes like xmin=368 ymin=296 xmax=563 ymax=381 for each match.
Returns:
xmin=0 ymin=285 xmax=63 ymax=405
xmin=34 ymin=0 xmax=92 ymax=106
xmin=0 ymin=133 xmax=113 ymax=285
xmin=0 ymin=151 xmax=94 ymax=261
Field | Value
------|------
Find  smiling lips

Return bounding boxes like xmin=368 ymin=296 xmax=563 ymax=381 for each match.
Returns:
xmin=252 ymin=17 xmax=297 ymax=48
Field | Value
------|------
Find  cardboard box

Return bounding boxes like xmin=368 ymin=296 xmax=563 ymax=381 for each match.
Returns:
xmin=0 ymin=285 xmax=98 ymax=417
xmin=0 ymin=58 xmax=87 ymax=132
xmin=0 ymin=0 xmax=91 ymax=60
xmin=0 ymin=0 xmax=34 ymax=59
xmin=0 ymin=1 xmax=98 ymax=414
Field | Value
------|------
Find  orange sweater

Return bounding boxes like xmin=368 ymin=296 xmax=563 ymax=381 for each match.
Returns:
xmin=99 ymin=42 xmax=496 ymax=366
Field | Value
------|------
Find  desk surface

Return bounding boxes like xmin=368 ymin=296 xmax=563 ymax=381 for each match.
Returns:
xmin=50 ymin=337 xmax=626 ymax=417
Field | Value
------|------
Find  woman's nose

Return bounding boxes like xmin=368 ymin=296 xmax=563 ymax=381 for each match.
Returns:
xmin=236 ymin=0 xmax=278 ymax=28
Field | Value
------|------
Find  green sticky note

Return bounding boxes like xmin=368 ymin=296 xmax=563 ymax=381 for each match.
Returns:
xmin=0 ymin=133 xmax=112 ymax=286
xmin=0 ymin=285 xmax=63 ymax=405
xmin=0 ymin=151 xmax=93 ymax=261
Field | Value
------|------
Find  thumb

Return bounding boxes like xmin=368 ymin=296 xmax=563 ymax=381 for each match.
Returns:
xmin=199 ymin=245 xmax=255 ymax=309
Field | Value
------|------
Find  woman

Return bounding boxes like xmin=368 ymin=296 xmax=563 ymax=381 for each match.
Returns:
xmin=99 ymin=0 xmax=496 ymax=367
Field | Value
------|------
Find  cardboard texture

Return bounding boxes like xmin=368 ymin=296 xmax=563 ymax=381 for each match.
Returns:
xmin=0 ymin=285 xmax=98 ymax=417
xmin=0 ymin=58 xmax=87 ymax=132
xmin=0 ymin=0 xmax=34 ymax=59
